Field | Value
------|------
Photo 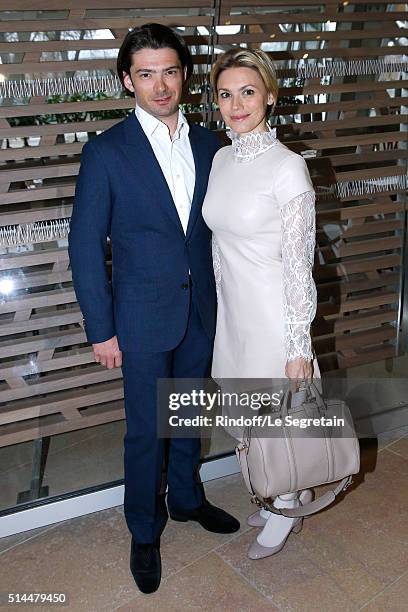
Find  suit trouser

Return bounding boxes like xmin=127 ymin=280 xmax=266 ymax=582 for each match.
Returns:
xmin=121 ymin=292 xmax=213 ymax=544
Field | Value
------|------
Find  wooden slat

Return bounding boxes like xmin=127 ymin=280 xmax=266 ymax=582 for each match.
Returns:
xmin=0 ymin=204 xmax=73 ymax=222
xmin=0 ymin=163 xmax=79 ymax=184
xmin=3 ymin=25 xmax=407 ymax=53
xmin=0 ymin=59 xmax=119 ymax=76
xmin=0 ymin=98 xmax=133 ymax=119
xmin=314 ymin=325 xmax=396 ymax=352
xmin=288 ymin=115 xmax=407 ymax=133
xmin=0 ymin=329 xmax=87 ymax=360
xmin=0 ymin=269 xmax=72 ymax=293
xmin=0 ymin=404 xmax=124 ymax=448
xmin=328 ymin=220 xmax=403 ymax=239
xmin=317 ymin=291 xmax=399 ymax=316
xmin=333 ymin=309 xmax=398 ymax=334
xmin=0 ymin=16 xmax=214 ymax=33
xmin=317 ymin=199 xmax=404 ymax=222
xmin=0 ymin=248 xmax=69 ymax=271
xmin=0 ymin=142 xmax=84 ymax=162
xmin=0 ymin=362 xmax=122 ymax=403
xmin=337 ymin=345 xmax=397 ymax=369
xmin=4 ymin=0 xmax=210 ymax=8
xmin=312 ymin=308 xmax=398 ymax=336
xmin=322 ymin=150 xmax=408 ymax=168
xmin=0 ymin=186 xmax=75 ymax=205
xmin=315 ymin=254 xmax=401 ymax=280
xmin=0 ymin=309 xmax=81 ymax=337
xmin=316 ymin=272 xmax=400 ymax=300
xmin=340 ymin=236 xmax=402 ymax=258
xmin=283 ymin=81 xmax=408 ymax=96
xmin=0 ymin=288 xmax=77 ymax=315
xmin=2 ymin=47 xmax=406 ymax=77
xmin=223 ymin=12 xmax=408 ymax=24
xmin=0 ymin=118 xmax=119 ymax=138
xmin=227 ymin=0 xmax=405 ymax=5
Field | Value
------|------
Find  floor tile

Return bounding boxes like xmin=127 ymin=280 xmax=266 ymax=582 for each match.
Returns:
xmin=116 ymin=474 xmax=250 ymax=577
xmin=201 ymin=473 xmax=256 ymax=527
xmin=299 ymin=521 xmax=384 ymax=606
xmin=0 ymin=508 xmax=139 ymax=612
xmin=360 ymin=572 xmax=408 ymax=611
xmin=385 ymin=437 xmax=408 ymax=460
xmin=0 ymin=477 xmax=249 ymax=612
xmin=158 ymin=517 xmax=244 ymax=579
xmin=377 ymin=427 xmax=408 ymax=450
xmin=216 ymin=529 xmax=357 ymax=611
xmin=116 ymin=552 xmax=277 ymax=611
xmin=0 ymin=524 xmax=57 ymax=555
xmin=304 ymin=451 xmax=408 ymax=586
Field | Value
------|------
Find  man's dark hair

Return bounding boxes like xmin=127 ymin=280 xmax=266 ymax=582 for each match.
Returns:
xmin=117 ymin=23 xmax=193 ymax=96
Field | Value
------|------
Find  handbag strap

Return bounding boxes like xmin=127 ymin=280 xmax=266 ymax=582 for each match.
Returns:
xmin=236 ymin=440 xmax=255 ymax=496
xmin=281 ymin=381 xmax=325 ymax=418
xmin=260 ymin=475 xmax=353 ymax=518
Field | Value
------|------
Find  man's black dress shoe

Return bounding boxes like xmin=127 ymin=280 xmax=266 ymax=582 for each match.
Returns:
xmin=130 ymin=538 xmax=161 ymax=594
xmin=169 ymin=500 xmax=240 ymax=534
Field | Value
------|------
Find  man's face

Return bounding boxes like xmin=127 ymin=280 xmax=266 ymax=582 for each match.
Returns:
xmin=123 ymin=47 xmax=185 ymax=120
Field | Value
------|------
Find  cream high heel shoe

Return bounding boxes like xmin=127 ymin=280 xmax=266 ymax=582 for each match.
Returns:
xmin=247 ymin=488 xmax=313 ymax=527
xmin=247 ymin=490 xmax=312 ymax=560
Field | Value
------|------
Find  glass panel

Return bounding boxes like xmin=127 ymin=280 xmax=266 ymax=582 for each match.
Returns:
xmin=0 ymin=2 xmax=224 ymax=517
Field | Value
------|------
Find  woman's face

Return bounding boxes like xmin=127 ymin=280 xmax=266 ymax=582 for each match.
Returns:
xmin=216 ymin=66 xmax=274 ymax=135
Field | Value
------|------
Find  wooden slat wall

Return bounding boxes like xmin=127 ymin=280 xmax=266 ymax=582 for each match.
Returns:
xmin=212 ymin=0 xmax=407 ymax=373
xmin=0 ymin=0 xmax=215 ymax=447
xmin=0 ymin=0 xmax=406 ymax=447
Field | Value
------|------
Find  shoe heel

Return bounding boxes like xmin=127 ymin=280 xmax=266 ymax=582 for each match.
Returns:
xmin=292 ymin=518 xmax=303 ymax=534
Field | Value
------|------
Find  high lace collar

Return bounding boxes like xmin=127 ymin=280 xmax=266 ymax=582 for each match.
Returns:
xmin=227 ymin=127 xmax=278 ymax=162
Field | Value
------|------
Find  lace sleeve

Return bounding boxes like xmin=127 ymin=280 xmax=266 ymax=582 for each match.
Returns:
xmin=212 ymin=234 xmax=222 ymax=299
xmin=280 ymin=190 xmax=317 ymax=362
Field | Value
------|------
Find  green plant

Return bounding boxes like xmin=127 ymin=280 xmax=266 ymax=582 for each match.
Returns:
xmin=8 ymin=115 xmax=40 ymax=127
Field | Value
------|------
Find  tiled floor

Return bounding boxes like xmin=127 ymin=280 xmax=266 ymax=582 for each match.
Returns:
xmin=0 ymin=436 xmax=407 ymax=612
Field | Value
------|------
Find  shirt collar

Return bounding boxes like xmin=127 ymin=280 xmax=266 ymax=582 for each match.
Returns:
xmin=135 ymin=105 xmax=189 ymax=140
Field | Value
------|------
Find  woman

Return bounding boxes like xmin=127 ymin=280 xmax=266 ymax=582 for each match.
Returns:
xmin=202 ymin=48 xmax=321 ymax=560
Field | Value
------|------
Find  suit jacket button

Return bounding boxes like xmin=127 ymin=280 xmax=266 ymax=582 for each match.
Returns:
xmin=181 ymin=283 xmax=189 ymax=289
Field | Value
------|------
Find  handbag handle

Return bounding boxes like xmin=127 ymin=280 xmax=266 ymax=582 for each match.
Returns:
xmin=281 ymin=381 xmax=325 ymax=420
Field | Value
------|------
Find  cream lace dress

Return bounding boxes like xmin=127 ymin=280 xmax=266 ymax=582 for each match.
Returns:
xmin=202 ymin=129 xmax=320 ymax=380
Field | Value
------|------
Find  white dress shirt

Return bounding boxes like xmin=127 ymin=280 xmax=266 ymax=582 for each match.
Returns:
xmin=135 ymin=105 xmax=195 ymax=234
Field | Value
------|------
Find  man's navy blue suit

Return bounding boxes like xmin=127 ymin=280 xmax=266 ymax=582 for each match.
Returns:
xmin=68 ymin=111 xmax=220 ymax=543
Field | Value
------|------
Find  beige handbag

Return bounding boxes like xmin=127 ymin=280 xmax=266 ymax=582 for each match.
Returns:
xmin=236 ymin=383 xmax=360 ymax=517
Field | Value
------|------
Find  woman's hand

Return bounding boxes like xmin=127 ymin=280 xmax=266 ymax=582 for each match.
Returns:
xmin=285 ymin=356 xmax=313 ymax=389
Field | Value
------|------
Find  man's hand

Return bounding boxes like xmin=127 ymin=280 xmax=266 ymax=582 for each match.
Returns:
xmin=285 ymin=357 xmax=313 ymax=390
xmin=93 ymin=335 xmax=122 ymax=369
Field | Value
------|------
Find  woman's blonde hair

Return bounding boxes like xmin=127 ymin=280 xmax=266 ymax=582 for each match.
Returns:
xmin=210 ymin=48 xmax=278 ymax=116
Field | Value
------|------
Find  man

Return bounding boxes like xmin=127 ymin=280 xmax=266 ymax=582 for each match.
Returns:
xmin=68 ymin=23 xmax=239 ymax=594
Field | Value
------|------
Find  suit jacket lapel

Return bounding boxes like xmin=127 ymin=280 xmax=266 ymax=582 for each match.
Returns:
xmin=122 ymin=113 xmax=184 ymax=235
xmin=185 ymin=125 xmax=204 ymax=240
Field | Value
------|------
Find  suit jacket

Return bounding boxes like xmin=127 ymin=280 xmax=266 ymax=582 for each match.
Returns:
xmin=68 ymin=112 xmax=220 ymax=352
